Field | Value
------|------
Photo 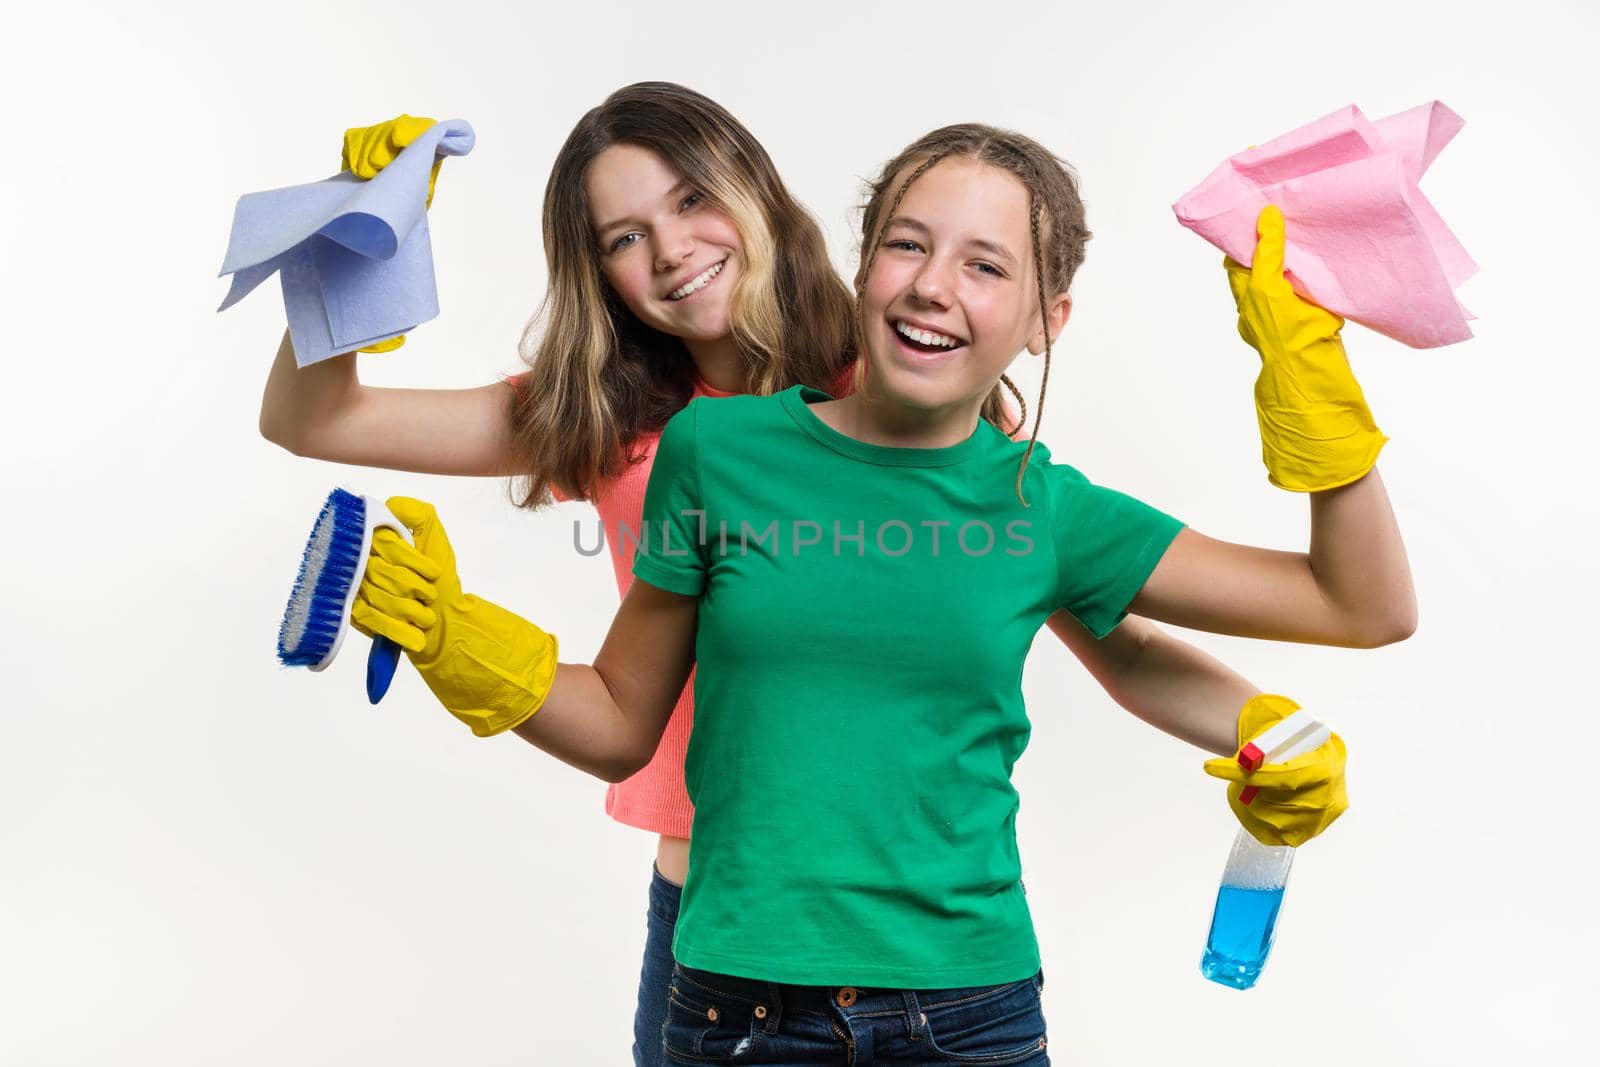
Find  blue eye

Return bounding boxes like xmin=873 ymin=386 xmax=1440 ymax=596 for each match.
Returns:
xmin=609 ymin=232 xmax=641 ymax=253
xmin=681 ymin=192 xmax=703 ymax=211
xmin=885 ymin=238 xmax=922 ymax=252
xmin=973 ymin=262 xmax=1003 ymax=277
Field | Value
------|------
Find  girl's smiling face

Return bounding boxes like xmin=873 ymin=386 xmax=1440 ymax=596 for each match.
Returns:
xmin=586 ymin=142 xmax=744 ymax=345
xmin=860 ymin=156 xmax=1070 ymax=420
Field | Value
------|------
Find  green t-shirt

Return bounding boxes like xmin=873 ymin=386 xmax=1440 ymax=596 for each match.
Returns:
xmin=632 ymin=385 xmax=1184 ymax=987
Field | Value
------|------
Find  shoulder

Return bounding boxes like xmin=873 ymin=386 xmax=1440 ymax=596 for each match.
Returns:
xmin=1003 ymin=437 xmax=1102 ymax=518
xmin=690 ymin=386 xmax=800 ymax=431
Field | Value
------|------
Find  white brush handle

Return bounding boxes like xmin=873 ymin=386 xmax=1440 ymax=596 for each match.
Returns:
xmin=309 ymin=493 xmax=414 ymax=673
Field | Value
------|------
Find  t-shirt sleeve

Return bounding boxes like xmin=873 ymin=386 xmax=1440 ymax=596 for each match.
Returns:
xmin=630 ymin=402 xmax=708 ymax=597
xmin=1045 ymin=462 xmax=1185 ymax=638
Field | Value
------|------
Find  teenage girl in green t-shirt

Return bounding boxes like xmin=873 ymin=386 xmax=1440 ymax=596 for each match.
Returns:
xmin=265 ymin=84 xmax=1331 ymax=1064
xmin=347 ymin=118 xmax=1407 ymax=1062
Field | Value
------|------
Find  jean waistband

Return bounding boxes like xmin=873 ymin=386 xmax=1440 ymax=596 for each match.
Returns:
xmin=648 ymin=862 xmax=683 ymax=923
xmin=672 ymin=961 xmax=1042 ymax=1028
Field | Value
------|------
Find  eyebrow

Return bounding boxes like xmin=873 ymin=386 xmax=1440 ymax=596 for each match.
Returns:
xmin=595 ymin=178 xmax=696 ymax=241
xmin=884 ymin=216 xmax=1020 ymax=268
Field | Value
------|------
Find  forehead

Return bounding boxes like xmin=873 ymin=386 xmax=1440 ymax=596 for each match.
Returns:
xmin=584 ymin=143 xmax=682 ymax=224
xmin=891 ymin=157 xmax=1031 ymax=245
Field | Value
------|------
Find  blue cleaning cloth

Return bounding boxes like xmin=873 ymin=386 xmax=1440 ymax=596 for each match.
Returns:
xmin=217 ymin=119 xmax=476 ymax=366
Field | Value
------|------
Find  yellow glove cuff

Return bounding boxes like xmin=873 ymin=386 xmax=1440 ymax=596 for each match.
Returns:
xmin=420 ymin=599 xmax=560 ymax=738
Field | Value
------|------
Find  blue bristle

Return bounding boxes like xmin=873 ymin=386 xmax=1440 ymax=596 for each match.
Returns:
xmin=278 ymin=488 xmax=369 ymax=667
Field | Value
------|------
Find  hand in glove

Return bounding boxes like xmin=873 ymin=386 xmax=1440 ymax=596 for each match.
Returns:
xmin=1203 ymin=694 xmax=1348 ymax=847
xmin=350 ymin=497 xmax=559 ymax=738
xmin=339 ymin=114 xmax=445 ymax=353
xmin=1225 ymin=205 xmax=1388 ymax=492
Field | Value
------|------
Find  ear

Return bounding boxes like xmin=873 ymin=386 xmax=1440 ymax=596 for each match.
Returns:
xmin=1026 ymin=293 xmax=1072 ymax=356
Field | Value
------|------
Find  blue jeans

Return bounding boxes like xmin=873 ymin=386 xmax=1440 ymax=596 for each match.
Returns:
xmin=662 ymin=963 xmax=1049 ymax=1065
xmin=633 ymin=863 xmax=684 ymax=1067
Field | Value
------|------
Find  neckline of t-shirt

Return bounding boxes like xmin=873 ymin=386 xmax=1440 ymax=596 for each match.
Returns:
xmin=692 ymin=377 xmax=740 ymax=399
xmin=779 ymin=385 xmax=986 ymax=467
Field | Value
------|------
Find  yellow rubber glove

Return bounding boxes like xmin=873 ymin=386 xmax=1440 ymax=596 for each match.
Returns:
xmin=1202 ymin=694 xmax=1348 ymax=848
xmin=340 ymin=114 xmax=444 ymax=354
xmin=349 ymin=497 xmax=560 ymax=738
xmin=1225 ymin=205 xmax=1389 ymax=493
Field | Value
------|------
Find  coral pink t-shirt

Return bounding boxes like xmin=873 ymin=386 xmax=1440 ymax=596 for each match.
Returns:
xmin=558 ymin=376 xmax=739 ymax=837
xmin=525 ymin=363 xmax=1019 ymax=838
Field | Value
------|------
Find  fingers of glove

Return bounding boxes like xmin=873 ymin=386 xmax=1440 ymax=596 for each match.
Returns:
xmin=391 ymin=114 xmax=435 ymax=146
xmin=364 ymin=551 xmax=439 ymax=603
xmin=357 ymin=578 xmax=438 ymax=632
xmin=1225 ymin=256 xmax=1252 ymax=309
xmin=342 ymin=114 xmax=436 ymax=179
xmin=1206 ymin=734 xmax=1344 ymax=792
xmin=425 ymin=157 xmax=442 ymax=209
xmin=1229 ymin=793 xmax=1346 ymax=848
xmin=1251 ymin=204 xmax=1287 ymax=284
xmin=1225 ymin=790 xmax=1332 ymax=847
xmin=1228 ymin=805 xmax=1292 ymax=848
xmin=339 ymin=125 xmax=360 ymax=173
xmin=370 ymin=528 xmax=443 ymax=586
xmin=357 ymin=335 xmax=407 ymax=354
xmin=1203 ymin=756 xmax=1248 ymax=784
xmin=1219 ymin=755 xmax=1337 ymax=792
xmin=342 ymin=124 xmax=387 ymax=180
xmin=350 ymin=595 xmax=427 ymax=655
xmin=385 ymin=497 xmax=458 ymax=576
xmin=1260 ymin=732 xmax=1346 ymax=786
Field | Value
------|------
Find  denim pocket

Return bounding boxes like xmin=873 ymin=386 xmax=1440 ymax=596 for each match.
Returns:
xmin=661 ymin=967 xmax=764 ymax=1064
xmin=919 ymin=973 xmax=1048 ymax=1065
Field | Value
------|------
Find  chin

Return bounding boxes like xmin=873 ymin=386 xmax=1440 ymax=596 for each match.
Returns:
xmin=674 ymin=272 xmax=738 ymax=338
xmin=870 ymin=362 xmax=963 ymax=412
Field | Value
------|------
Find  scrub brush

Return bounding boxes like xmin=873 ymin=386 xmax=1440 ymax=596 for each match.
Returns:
xmin=276 ymin=487 xmax=409 ymax=703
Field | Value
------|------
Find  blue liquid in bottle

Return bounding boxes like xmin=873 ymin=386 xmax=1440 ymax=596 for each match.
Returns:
xmin=1201 ymin=884 xmax=1286 ymax=989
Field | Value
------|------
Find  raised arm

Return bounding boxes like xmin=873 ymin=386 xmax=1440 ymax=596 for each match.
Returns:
xmin=260 ymin=329 xmax=521 ymax=476
xmin=1127 ymin=204 xmax=1417 ymax=648
xmin=1128 ymin=469 xmax=1415 ymax=647
xmin=258 ymin=115 xmax=521 ymax=478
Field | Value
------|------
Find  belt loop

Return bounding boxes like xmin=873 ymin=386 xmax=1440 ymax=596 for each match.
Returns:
xmin=762 ymin=983 xmax=783 ymax=1035
xmin=901 ymin=990 xmax=925 ymax=1042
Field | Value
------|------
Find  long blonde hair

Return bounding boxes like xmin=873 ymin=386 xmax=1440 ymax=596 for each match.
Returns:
xmin=508 ymin=83 xmax=856 ymax=506
xmin=854 ymin=124 xmax=1093 ymax=505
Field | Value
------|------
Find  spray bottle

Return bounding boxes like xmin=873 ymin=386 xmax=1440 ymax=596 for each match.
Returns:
xmin=1200 ymin=710 xmax=1332 ymax=990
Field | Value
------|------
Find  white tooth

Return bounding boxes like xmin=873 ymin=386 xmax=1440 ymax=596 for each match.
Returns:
xmin=670 ymin=261 xmax=726 ymax=300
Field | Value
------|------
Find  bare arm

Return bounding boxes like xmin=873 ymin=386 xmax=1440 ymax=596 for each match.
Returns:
xmin=1130 ymin=467 xmax=1417 ymax=648
xmin=508 ymin=579 xmax=698 ymax=783
xmin=259 ymin=328 xmax=521 ymax=477
xmin=1046 ymin=610 xmax=1257 ymax=757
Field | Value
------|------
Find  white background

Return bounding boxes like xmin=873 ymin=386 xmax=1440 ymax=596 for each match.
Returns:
xmin=4 ymin=1 xmax=1596 ymax=1062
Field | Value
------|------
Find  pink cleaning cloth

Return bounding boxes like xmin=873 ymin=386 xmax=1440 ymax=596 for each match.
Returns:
xmin=1173 ymin=101 xmax=1477 ymax=349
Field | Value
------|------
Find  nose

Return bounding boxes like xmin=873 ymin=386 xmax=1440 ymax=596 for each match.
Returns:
xmin=654 ymin=219 xmax=696 ymax=274
xmin=909 ymin=255 xmax=954 ymax=308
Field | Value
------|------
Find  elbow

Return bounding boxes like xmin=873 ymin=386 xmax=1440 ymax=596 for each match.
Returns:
xmin=258 ymin=408 xmax=302 ymax=455
xmin=594 ymin=724 xmax=652 ymax=784
xmin=1350 ymin=598 xmax=1418 ymax=649
xmin=600 ymin=749 xmax=648 ymax=785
